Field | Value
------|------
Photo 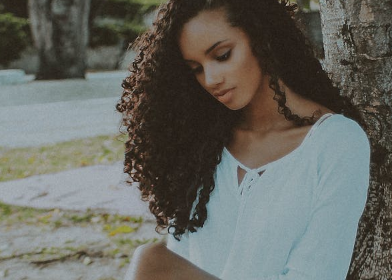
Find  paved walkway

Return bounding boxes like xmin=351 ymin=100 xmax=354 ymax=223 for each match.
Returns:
xmin=0 ymin=71 xmax=153 ymax=219
xmin=0 ymin=71 xmax=126 ymax=148
xmin=0 ymin=162 xmax=153 ymax=219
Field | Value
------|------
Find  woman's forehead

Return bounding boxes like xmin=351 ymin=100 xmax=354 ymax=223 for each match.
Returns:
xmin=178 ymin=9 xmax=239 ymax=58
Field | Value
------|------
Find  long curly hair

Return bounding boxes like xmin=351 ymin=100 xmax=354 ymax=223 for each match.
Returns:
xmin=116 ymin=0 xmax=364 ymax=240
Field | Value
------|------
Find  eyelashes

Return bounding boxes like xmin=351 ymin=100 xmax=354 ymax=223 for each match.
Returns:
xmin=190 ymin=50 xmax=232 ymax=74
xmin=216 ymin=50 xmax=231 ymax=62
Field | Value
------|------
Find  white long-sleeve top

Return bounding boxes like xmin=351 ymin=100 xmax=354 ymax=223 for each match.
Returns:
xmin=167 ymin=113 xmax=370 ymax=280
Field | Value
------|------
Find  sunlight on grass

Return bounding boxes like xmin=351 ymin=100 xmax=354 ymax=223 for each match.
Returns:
xmin=0 ymin=134 xmax=127 ymax=182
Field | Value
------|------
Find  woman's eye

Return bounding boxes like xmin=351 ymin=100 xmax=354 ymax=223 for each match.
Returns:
xmin=216 ymin=50 xmax=231 ymax=62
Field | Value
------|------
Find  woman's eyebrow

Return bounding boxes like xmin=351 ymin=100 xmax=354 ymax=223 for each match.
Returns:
xmin=205 ymin=39 xmax=229 ymax=55
xmin=184 ymin=39 xmax=229 ymax=63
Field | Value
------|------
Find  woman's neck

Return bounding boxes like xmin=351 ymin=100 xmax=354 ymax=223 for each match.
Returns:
xmin=237 ymin=78 xmax=289 ymax=133
xmin=236 ymin=80 xmax=325 ymax=134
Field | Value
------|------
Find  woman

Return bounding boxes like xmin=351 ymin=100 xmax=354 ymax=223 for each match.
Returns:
xmin=117 ymin=0 xmax=370 ymax=279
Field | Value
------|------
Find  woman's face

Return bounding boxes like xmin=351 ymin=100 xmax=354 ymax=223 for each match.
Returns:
xmin=178 ymin=8 xmax=267 ymax=110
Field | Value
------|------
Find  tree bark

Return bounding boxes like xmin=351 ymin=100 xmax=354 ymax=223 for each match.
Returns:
xmin=28 ymin=0 xmax=91 ymax=80
xmin=319 ymin=1 xmax=392 ymax=279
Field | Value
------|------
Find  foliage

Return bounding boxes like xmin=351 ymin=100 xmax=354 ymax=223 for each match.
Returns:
xmin=296 ymin=0 xmax=311 ymax=11
xmin=94 ymin=0 xmax=163 ymax=19
xmin=119 ymin=21 xmax=147 ymax=48
xmin=90 ymin=23 xmax=123 ymax=48
xmin=0 ymin=12 xmax=30 ymax=66
xmin=0 ymin=0 xmax=28 ymax=18
xmin=89 ymin=0 xmax=163 ymax=48
xmin=90 ymin=20 xmax=146 ymax=48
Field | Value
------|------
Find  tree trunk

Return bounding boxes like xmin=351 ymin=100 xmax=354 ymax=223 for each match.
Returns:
xmin=28 ymin=0 xmax=91 ymax=80
xmin=319 ymin=1 xmax=392 ymax=279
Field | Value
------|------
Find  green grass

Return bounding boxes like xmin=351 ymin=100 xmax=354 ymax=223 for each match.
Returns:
xmin=0 ymin=134 xmax=127 ymax=182
xmin=0 ymin=201 xmax=47 ymax=224
xmin=0 ymin=201 xmax=144 ymax=232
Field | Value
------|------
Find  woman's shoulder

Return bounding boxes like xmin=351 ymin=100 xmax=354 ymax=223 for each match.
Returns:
xmin=310 ymin=113 xmax=370 ymax=156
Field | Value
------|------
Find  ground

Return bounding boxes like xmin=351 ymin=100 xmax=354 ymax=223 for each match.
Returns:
xmin=0 ymin=204 xmax=164 ymax=280
xmin=0 ymin=72 xmax=164 ymax=280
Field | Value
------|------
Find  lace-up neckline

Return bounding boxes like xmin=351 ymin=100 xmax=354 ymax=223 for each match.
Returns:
xmin=223 ymin=113 xmax=334 ymax=195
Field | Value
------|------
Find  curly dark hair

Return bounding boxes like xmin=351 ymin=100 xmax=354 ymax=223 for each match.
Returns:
xmin=116 ymin=0 xmax=364 ymax=240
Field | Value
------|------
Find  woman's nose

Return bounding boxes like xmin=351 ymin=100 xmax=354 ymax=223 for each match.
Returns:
xmin=204 ymin=66 xmax=223 ymax=88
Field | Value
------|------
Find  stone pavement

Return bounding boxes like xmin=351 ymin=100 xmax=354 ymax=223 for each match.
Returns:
xmin=0 ymin=71 xmax=152 ymax=219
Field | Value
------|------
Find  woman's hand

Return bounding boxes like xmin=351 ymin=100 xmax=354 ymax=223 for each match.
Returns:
xmin=125 ymin=242 xmax=220 ymax=280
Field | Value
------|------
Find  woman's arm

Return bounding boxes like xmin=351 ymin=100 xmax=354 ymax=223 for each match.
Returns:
xmin=124 ymin=242 xmax=220 ymax=280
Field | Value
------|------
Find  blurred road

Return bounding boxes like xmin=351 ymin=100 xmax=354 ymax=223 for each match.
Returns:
xmin=0 ymin=71 xmax=128 ymax=148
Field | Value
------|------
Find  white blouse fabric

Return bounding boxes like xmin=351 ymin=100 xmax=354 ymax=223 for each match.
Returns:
xmin=167 ymin=113 xmax=371 ymax=280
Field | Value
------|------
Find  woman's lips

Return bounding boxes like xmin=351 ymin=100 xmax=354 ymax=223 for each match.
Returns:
xmin=214 ymin=88 xmax=235 ymax=103
xmin=214 ymin=88 xmax=234 ymax=97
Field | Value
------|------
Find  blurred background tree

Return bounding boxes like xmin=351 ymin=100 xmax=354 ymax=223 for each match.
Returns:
xmin=28 ymin=0 xmax=92 ymax=80
xmin=0 ymin=0 xmax=162 ymax=80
